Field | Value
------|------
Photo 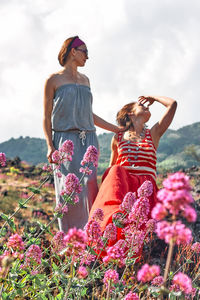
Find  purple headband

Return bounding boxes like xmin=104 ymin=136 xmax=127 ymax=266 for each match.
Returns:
xmin=70 ymin=37 xmax=85 ymax=49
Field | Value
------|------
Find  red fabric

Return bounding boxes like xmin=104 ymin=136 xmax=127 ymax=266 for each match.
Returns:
xmin=89 ymin=165 xmax=158 ymax=232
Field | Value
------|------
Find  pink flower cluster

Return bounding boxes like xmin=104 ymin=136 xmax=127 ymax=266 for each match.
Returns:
xmin=63 ymin=228 xmax=87 ymax=259
xmin=191 ymin=242 xmax=200 ymax=253
xmin=156 ymin=220 xmax=192 ymax=245
xmin=80 ymin=145 xmax=98 ymax=168
xmin=103 ymin=269 xmax=119 ymax=289
xmin=128 ymin=197 xmax=150 ymax=228
xmin=137 ymin=180 xmax=153 ymax=197
xmin=103 ymin=223 xmax=117 ymax=241
xmin=0 ymin=152 xmax=6 ymax=167
xmin=137 ymin=263 xmax=160 ymax=283
xmin=91 ymin=208 xmax=104 ymax=222
xmin=51 ymin=231 xmax=66 ymax=253
xmin=103 ymin=240 xmax=127 ymax=267
xmin=42 ymin=163 xmax=53 ymax=172
xmin=120 ymin=192 xmax=136 ymax=213
xmin=7 ymin=234 xmax=25 ymax=252
xmin=25 ymin=244 xmax=42 ymax=266
xmin=122 ymin=227 xmax=145 ymax=253
xmin=152 ymin=172 xmax=196 ymax=221
xmin=52 ymin=140 xmax=74 ymax=166
xmin=172 ymin=272 xmax=193 ymax=294
xmin=54 ymin=203 xmax=68 ymax=215
xmin=151 ymin=275 xmax=164 ymax=286
xmin=61 ymin=173 xmax=82 ymax=204
xmin=124 ymin=291 xmax=139 ymax=300
xmin=84 ymin=219 xmax=103 ymax=248
xmin=77 ymin=266 xmax=88 ymax=278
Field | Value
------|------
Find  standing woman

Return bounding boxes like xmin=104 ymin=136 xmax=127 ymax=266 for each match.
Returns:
xmin=43 ymin=36 xmax=119 ymax=232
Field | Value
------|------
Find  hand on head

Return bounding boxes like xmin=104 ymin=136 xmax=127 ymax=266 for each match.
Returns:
xmin=138 ymin=96 xmax=155 ymax=107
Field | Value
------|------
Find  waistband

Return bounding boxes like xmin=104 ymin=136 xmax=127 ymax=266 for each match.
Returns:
xmin=52 ymin=128 xmax=96 ymax=145
xmin=52 ymin=128 xmax=96 ymax=133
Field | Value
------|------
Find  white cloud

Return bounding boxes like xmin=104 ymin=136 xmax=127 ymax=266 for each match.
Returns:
xmin=0 ymin=0 xmax=200 ymax=143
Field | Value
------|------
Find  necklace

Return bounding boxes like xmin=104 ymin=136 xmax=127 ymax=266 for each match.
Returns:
xmin=127 ymin=125 xmax=147 ymax=142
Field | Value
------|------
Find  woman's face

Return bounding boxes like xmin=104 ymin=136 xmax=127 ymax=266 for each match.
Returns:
xmin=130 ymin=103 xmax=151 ymax=121
xmin=74 ymin=44 xmax=88 ymax=67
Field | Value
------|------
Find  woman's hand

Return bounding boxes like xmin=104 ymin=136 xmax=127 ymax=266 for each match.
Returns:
xmin=47 ymin=146 xmax=56 ymax=163
xmin=138 ymin=96 xmax=156 ymax=107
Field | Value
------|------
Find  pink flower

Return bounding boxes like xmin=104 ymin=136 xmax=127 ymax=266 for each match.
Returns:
xmin=124 ymin=291 xmax=139 ymax=300
xmin=103 ymin=223 xmax=117 ymax=241
xmin=81 ymin=145 xmax=98 ymax=168
xmin=91 ymin=208 xmax=104 ymax=222
xmin=163 ymin=172 xmax=191 ymax=191
xmin=84 ymin=219 xmax=102 ymax=241
xmin=112 ymin=212 xmax=129 ymax=227
xmin=120 ymin=192 xmax=137 ymax=213
xmin=137 ymin=264 xmax=160 ymax=283
xmin=156 ymin=220 xmax=192 ymax=245
xmin=25 ymin=245 xmax=42 ymax=265
xmin=103 ymin=240 xmax=127 ymax=267
xmin=151 ymin=203 xmax=167 ymax=220
xmin=60 ymin=140 xmax=74 ymax=157
xmin=52 ymin=150 xmax=61 ymax=165
xmin=103 ymin=269 xmax=119 ymax=289
xmin=63 ymin=228 xmax=87 ymax=259
xmin=128 ymin=197 xmax=150 ymax=228
xmin=51 ymin=231 xmax=66 ymax=253
xmin=137 ymin=180 xmax=153 ymax=197
xmin=79 ymin=166 xmax=92 ymax=175
xmin=64 ymin=173 xmax=82 ymax=195
xmin=173 ymin=272 xmax=193 ymax=294
xmin=42 ymin=163 xmax=53 ymax=172
xmin=145 ymin=219 xmax=157 ymax=233
xmin=191 ymin=242 xmax=200 ymax=253
xmin=7 ymin=234 xmax=25 ymax=252
xmin=77 ymin=266 xmax=88 ymax=278
xmin=122 ymin=226 xmax=145 ymax=253
xmin=54 ymin=203 xmax=68 ymax=215
xmin=0 ymin=152 xmax=6 ymax=167
xmin=151 ymin=275 xmax=164 ymax=286
xmin=182 ymin=205 xmax=197 ymax=222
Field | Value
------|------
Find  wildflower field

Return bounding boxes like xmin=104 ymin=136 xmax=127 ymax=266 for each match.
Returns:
xmin=0 ymin=145 xmax=199 ymax=300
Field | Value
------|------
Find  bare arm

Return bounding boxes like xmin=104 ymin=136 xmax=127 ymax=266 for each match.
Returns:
xmin=109 ymin=135 xmax=118 ymax=166
xmin=93 ymin=113 xmax=120 ymax=133
xmin=43 ymin=77 xmax=56 ymax=163
xmin=138 ymin=95 xmax=177 ymax=149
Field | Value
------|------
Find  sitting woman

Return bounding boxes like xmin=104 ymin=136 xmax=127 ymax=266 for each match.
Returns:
xmin=88 ymin=96 xmax=177 ymax=243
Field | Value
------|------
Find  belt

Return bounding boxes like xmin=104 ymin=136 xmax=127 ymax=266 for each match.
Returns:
xmin=52 ymin=128 xmax=96 ymax=146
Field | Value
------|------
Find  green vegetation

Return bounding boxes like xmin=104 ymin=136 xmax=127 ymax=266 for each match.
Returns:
xmin=0 ymin=122 xmax=200 ymax=174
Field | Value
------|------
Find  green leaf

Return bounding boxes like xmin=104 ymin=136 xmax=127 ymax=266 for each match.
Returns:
xmin=27 ymin=187 xmax=41 ymax=194
xmin=88 ymin=246 xmax=98 ymax=256
xmin=7 ymin=219 xmax=16 ymax=232
xmin=1 ymin=213 xmax=9 ymax=221
xmin=18 ymin=201 xmax=27 ymax=209
xmin=81 ymin=287 xmax=88 ymax=296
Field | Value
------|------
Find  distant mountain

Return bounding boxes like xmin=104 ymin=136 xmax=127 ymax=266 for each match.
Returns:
xmin=0 ymin=122 xmax=200 ymax=174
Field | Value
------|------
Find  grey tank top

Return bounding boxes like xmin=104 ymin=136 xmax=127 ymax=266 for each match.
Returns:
xmin=52 ymin=84 xmax=96 ymax=132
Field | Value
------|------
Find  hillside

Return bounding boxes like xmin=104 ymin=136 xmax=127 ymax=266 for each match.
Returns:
xmin=0 ymin=122 xmax=200 ymax=174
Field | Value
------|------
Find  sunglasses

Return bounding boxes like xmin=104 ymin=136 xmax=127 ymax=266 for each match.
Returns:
xmin=76 ymin=48 xmax=88 ymax=56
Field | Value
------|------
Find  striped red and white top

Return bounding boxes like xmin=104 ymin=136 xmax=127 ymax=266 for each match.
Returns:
xmin=116 ymin=129 xmax=157 ymax=180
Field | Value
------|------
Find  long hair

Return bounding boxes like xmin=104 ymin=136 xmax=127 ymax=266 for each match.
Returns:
xmin=116 ymin=102 xmax=137 ymax=127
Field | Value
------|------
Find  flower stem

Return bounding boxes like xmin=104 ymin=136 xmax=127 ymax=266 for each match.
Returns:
xmin=163 ymin=239 xmax=174 ymax=285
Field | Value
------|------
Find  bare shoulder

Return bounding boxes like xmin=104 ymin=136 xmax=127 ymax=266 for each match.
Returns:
xmin=45 ymin=73 xmax=58 ymax=88
xmin=78 ymin=72 xmax=90 ymax=86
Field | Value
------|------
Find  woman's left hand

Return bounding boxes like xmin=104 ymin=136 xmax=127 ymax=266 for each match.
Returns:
xmin=138 ymin=96 xmax=156 ymax=107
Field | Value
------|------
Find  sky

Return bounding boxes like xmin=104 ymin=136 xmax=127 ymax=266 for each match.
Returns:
xmin=0 ymin=0 xmax=200 ymax=143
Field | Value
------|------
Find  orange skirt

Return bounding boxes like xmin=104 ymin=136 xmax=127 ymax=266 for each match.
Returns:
xmin=89 ymin=165 xmax=158 ymax=235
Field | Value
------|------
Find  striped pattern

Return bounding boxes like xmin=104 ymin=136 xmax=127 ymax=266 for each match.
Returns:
xmin=116 ymin=129 xmax=157 ymax=180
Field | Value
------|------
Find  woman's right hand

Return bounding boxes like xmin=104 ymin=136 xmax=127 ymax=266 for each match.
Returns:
xmin=47 ymin=146 xmax=56 ymax=163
